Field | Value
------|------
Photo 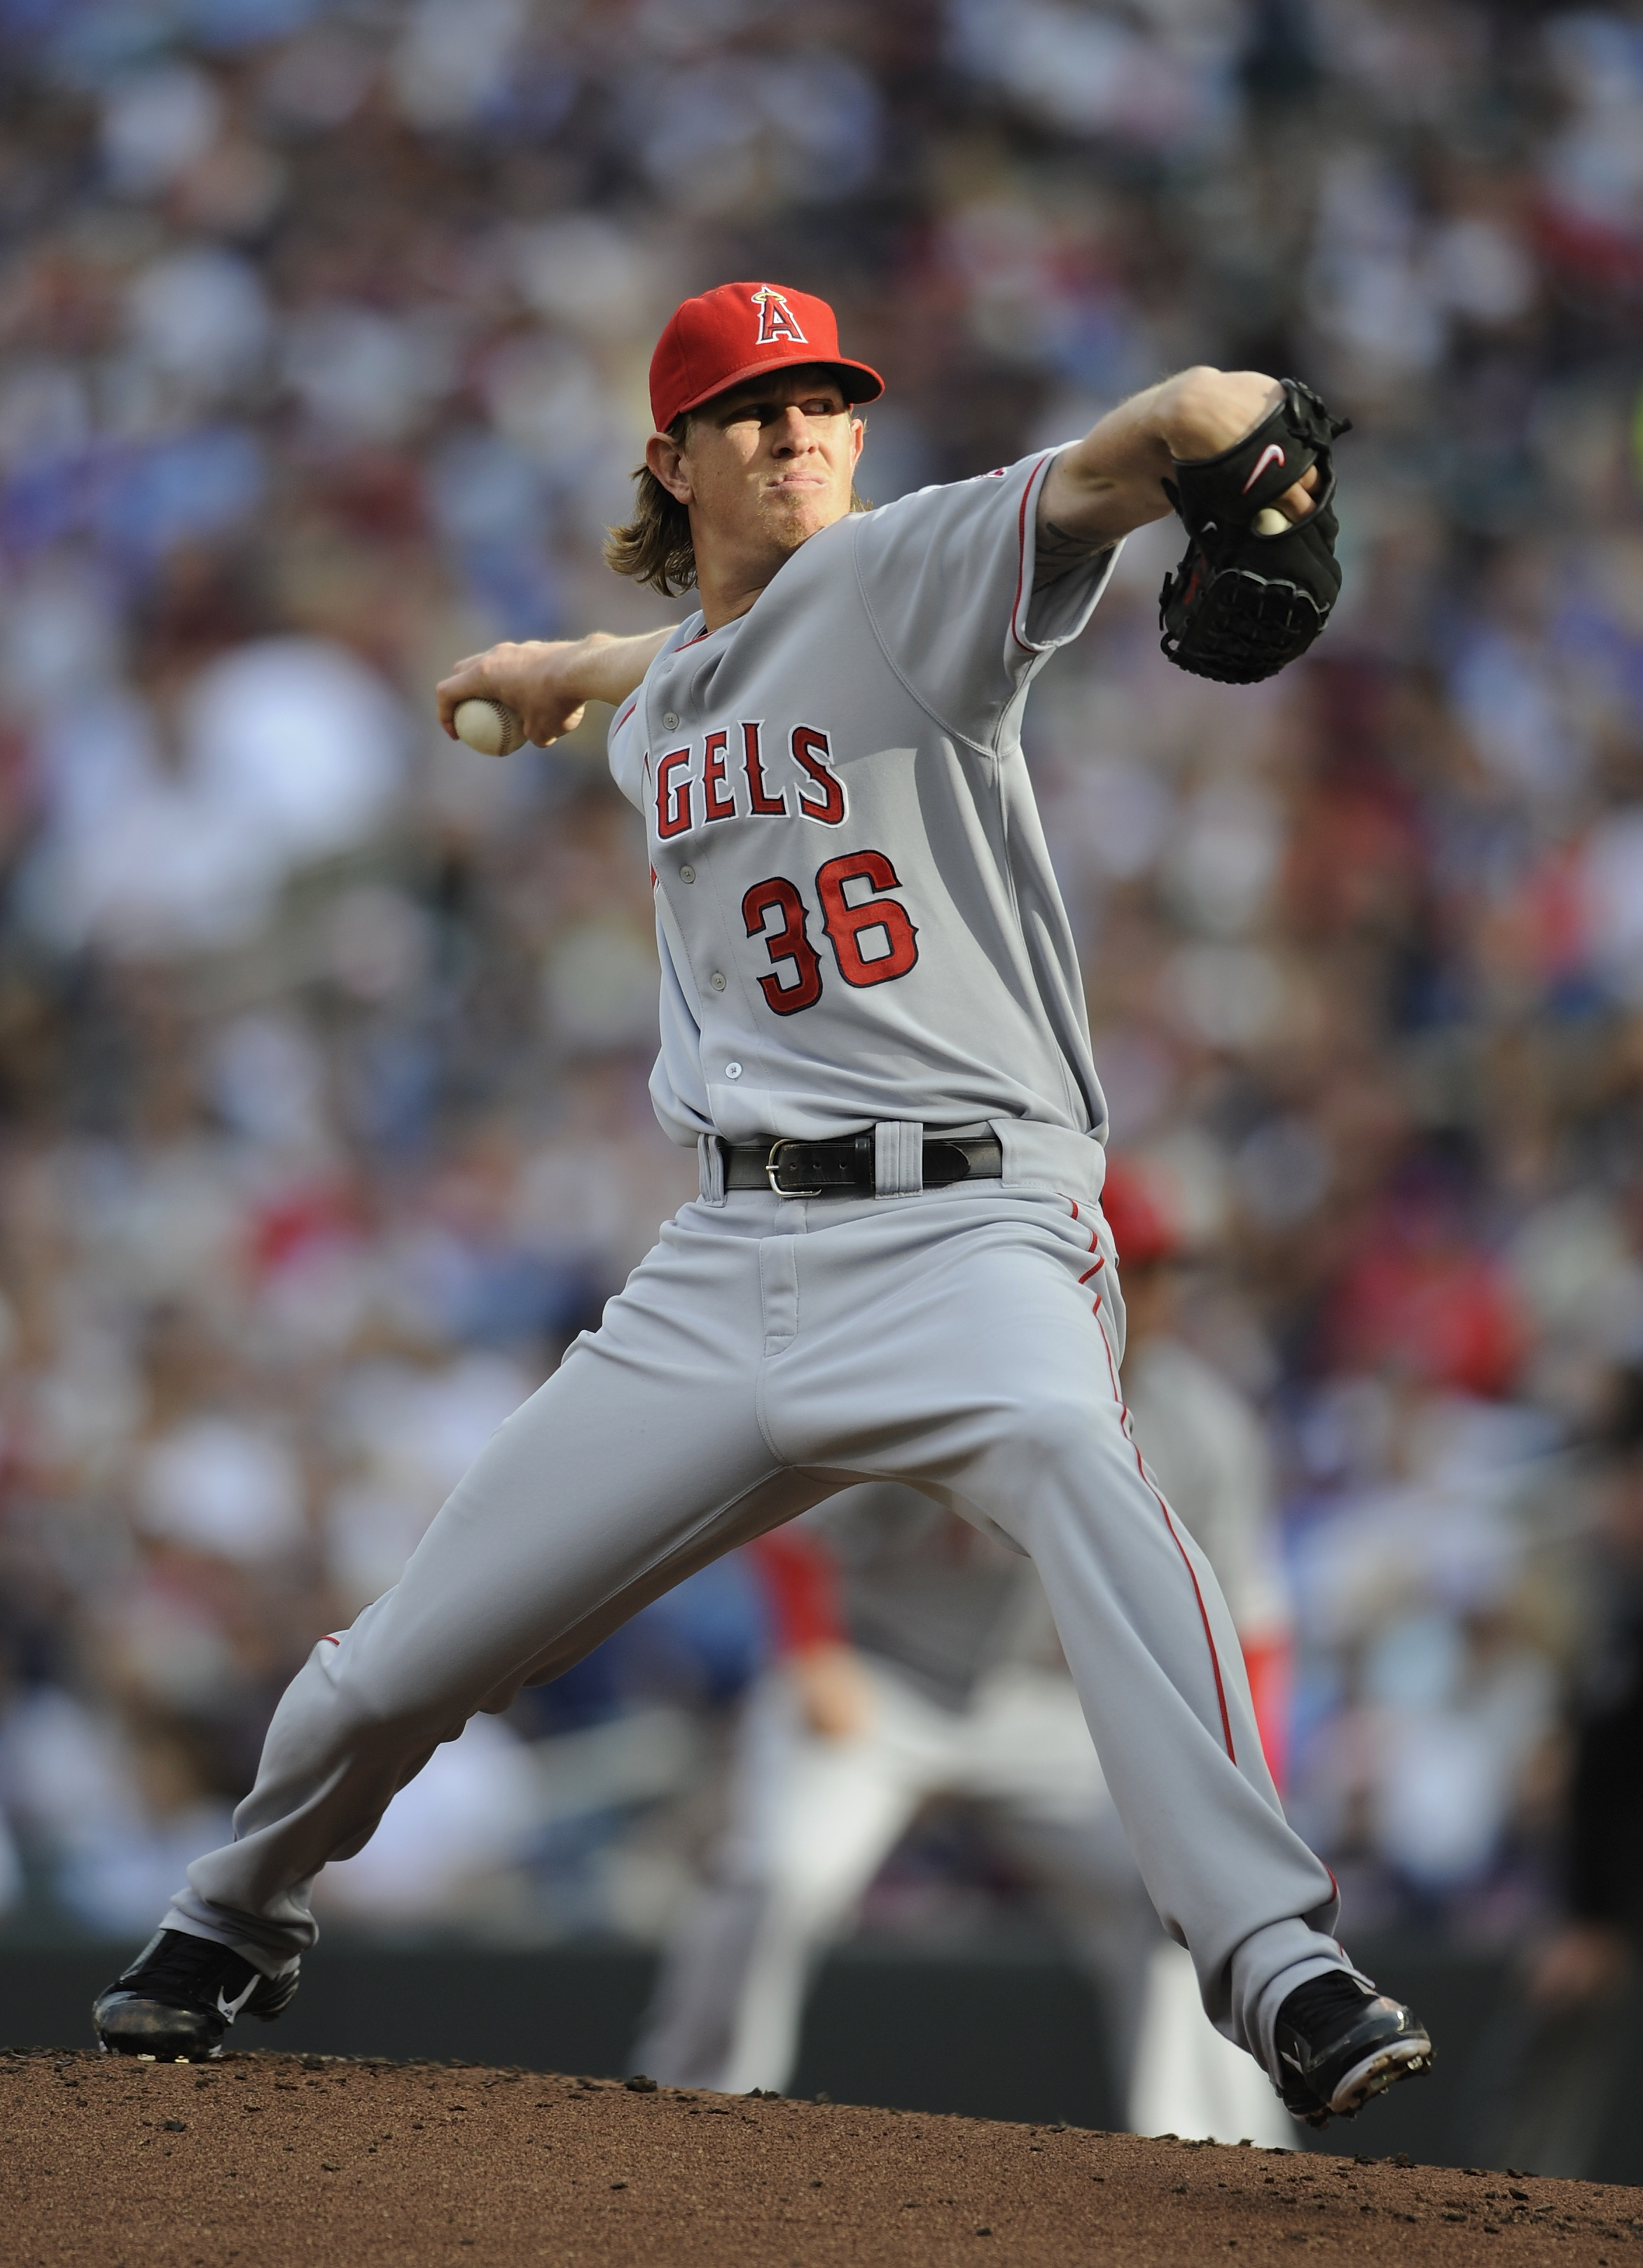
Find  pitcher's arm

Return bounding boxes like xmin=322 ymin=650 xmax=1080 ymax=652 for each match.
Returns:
xmin=1033 ymin=368 xmax=1318 ymax=587
xmin=435 ymin=628 xmax=677 ymax=749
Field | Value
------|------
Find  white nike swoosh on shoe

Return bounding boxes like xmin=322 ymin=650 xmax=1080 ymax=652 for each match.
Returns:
xmin=214 ymin=1977 xmax=260 ymax=2019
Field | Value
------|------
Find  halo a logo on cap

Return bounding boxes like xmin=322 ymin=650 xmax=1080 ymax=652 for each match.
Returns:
xmin=751 ymin=284 xmax=807 ymax=347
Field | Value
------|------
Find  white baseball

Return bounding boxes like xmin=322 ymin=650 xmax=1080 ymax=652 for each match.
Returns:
xmin=1252 ymin=507 xmax=1289 ymax=537
xmin=453 ymin=696 xmax=525 ymax=757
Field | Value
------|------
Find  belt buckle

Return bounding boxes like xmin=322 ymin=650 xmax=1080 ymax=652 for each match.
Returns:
xmin=766 ymin=1139 xmax=824 ymax=1199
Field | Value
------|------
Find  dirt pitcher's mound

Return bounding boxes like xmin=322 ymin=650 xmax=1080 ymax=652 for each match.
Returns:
xmin=5 ymin=2047 xmax=1639 ymax=2267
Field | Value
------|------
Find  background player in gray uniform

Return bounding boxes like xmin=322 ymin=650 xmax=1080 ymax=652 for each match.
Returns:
xmin=94 ymin=279 xmax=1431 ymax=2127
xmin=631 ymin=1159 xmax=1294 ymax=2145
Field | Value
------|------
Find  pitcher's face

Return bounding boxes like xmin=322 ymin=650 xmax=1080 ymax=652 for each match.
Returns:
xmin=649 ymin=364 xmax=864 ymax=575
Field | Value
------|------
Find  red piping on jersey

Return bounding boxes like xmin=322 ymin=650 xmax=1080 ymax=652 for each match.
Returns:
xmin=1081 ymin=1221 xmax=1238 ymax=1764
xmin=1011 ymin=454 xmax=1054 ymax=653
xmin=321 ymin=1633 xmax=340 ymax=1645
xmin=613 ymin=696 xmax=637 ymax=732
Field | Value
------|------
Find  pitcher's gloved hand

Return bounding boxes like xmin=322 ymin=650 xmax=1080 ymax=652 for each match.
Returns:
xmin=1158 ymin=378 xmax=1351 ymax=684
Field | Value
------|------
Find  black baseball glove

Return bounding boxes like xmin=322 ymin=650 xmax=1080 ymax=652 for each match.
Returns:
xmin=1158 ymin=378 xmax=1350 ymax=684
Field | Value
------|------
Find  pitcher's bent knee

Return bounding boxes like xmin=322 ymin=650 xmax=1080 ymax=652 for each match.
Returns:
xmin=257 ymin=1638 xmax=468 ymax=1792
xmin=309 ymin=1599 xmax=518 ymax=1734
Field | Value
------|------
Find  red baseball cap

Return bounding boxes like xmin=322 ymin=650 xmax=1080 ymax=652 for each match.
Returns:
xmin=649 ymin=280 xmax=884 ymax=434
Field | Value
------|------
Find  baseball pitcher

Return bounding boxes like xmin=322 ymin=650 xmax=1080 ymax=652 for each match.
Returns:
xmin=95 ymin=280 xmax=1429 ymax=2127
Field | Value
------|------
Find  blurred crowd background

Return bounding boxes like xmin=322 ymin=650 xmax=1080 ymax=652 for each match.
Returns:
xmin=0 ymin=0 xmax=1642 ymax=2070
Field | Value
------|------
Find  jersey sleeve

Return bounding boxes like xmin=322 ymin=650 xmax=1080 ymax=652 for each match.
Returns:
xmin=605 ymin=686 xmax=647 ymax=811
xmin=604 ymin=612 xmax=707 ymax=808
xmin=847 ymin=447 xmax=1119 ymax=750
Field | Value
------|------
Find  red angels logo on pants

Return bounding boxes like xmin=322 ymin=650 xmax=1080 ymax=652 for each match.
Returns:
xmin=751 ymin=284 xmax=807 ymax=346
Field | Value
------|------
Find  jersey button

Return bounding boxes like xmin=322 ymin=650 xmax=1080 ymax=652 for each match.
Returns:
xmin=679 ymin=864 xmax=695 ymax=884
xmin=725 ymin=1062 xmax=743 ymax=1080
xmin=710 ymin=971 xmax=727 ymax=991
xmin=662 ymin=710 xmax=681 ymax=731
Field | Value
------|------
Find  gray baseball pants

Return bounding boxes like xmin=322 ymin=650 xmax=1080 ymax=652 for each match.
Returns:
xmin=167 ymin=1143 xmax=1347 ymax=2073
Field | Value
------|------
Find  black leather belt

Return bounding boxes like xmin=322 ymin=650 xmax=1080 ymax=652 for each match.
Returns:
xmin=724 ymin=1133 xmax=1004 ymax=1198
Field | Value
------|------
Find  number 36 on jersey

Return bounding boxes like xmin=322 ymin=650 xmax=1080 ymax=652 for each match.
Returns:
xmin=742 ymin=850 xmax=919 ymax=1016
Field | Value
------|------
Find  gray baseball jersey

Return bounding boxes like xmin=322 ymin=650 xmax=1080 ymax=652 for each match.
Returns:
xmin=606 ymin=452 xmax=1117 ymax=1147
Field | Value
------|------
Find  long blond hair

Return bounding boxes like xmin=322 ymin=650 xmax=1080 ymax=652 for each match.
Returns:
xmin=603 ymin=416 xmax=698 ymax=597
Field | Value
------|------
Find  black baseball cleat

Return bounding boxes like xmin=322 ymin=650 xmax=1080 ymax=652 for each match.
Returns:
xmin=1273 ymin=1970 xmax=1434 ymax=2127
xmin=92 ymin=1928 xmax=300 ymax=2061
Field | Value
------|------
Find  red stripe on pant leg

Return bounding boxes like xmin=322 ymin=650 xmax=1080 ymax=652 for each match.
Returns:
xmin=1093 ymin=1303 xmax=1237 ymax=1762
xmin=1067 ymin=1195 xmax=1101 ymax=1282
